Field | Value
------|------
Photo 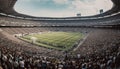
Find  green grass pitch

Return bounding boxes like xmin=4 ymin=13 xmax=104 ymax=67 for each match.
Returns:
xmin=21 ymin=32 xmax=84 ymax=51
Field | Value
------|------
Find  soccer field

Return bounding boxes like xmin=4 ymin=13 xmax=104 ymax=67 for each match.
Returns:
xmin=21 ymin=32 xmax=84 ymax=51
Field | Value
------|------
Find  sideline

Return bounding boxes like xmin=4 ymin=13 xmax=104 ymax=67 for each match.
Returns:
xmin=73 ymin=33 xmax=90 ymax=51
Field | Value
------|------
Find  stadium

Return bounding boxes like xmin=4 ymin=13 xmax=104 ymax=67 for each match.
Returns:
xmin=0 ymin=0 xmax=120 ymax=69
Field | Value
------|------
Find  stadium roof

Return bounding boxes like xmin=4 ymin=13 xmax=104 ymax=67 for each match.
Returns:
xmin=0 ymin=0 xmax=120 ymax=18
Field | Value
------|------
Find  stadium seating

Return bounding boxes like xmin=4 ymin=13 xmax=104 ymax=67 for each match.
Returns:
xmin=0 ymin=28 xmax=120 ymax=69
xmin=0 ymin=0 xmax=120 ymax=69
xmin=0 ymin=13 xmax=120 ymax=27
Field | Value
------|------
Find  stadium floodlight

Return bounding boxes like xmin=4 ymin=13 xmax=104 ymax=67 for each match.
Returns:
xmin=100 ymin=9 xmax=104 ymax=14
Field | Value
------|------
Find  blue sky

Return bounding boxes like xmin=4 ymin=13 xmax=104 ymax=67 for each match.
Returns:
xmin=14 ymin=0 xmax=113 ymax=17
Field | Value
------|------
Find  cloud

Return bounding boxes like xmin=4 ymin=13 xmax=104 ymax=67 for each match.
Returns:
xmin=14 ymin=0 xmax=113 ymax=17
xmin=15 ymin=8 xmax=75 ymax=17
xmin=18 ymin=0 xmax=50 ymax=2
xmin=94 ymin=0 xmax=113 ymax=10
xmin=52 ymin=0 xmax=69 ymax=4
xmin=69 ymin=0 xmax=113 ymax=16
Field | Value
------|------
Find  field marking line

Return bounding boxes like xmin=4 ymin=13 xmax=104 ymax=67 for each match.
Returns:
xmin=73 ymin=33 xmax=89 ymax=51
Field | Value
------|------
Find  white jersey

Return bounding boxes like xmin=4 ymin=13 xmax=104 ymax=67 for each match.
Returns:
xmin=19 ymin=60 xmax=25 ymax=68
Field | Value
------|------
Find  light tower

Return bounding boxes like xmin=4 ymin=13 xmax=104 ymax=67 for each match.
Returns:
xmin=76 ymin=13 xmax=81 ymax=17
xmin=100 ymin=9 xmax=104 ymax=14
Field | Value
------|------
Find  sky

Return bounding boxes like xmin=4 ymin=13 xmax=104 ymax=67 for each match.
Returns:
xmin=14 ymin=0 xmax=113 ymax=17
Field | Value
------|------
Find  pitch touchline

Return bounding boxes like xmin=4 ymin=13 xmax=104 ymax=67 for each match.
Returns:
xmin=73 ymin=33 xmax=90 ymax=51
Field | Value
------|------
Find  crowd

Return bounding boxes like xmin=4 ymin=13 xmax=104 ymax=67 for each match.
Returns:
xmin=0 ymin=47 xmax=120 ymax=69
xmin=0 ymin=14 xmax=120 ymax=27
xmin=0 ymin=3 xmax=120 ymax=68
xmin=0 ymin=30 xmax=120 ymax=69
xmin=2 ymin=27 xmax=91 ymax=35
xmin=0 ymin=28 xmax=120 ymax=69
xmin=75 ymin=29 xmax=120 ymax=56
